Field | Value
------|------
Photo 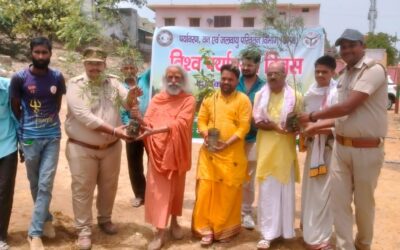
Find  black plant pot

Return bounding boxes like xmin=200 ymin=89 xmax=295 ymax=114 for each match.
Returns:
xmin=285 ymin=111 xmax=300 ymax=132
xmin=207 ymin=128 xmax=220 ymax=152
xmin=126 ymin=118 xmax=141 ymax=138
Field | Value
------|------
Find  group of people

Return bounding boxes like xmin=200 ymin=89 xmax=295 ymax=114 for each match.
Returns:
xmin=0 ymin=27 xmax=387 ymax=250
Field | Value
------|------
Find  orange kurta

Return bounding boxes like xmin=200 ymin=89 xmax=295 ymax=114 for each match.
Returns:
xmin=143 ymin=91 xmax=196 ymax=229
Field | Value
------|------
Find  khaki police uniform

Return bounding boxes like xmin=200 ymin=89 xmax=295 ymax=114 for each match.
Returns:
xmin=331 ymin=56 xmax=387 ymax=250
xmin=65 ymin=48 xmax=128 ymax=236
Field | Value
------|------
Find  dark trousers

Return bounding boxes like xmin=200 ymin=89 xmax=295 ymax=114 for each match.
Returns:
xmin=126 ymin=140 xmax=146 ymax=200
xmin=0 ymin=151 xmax=18 ymax=241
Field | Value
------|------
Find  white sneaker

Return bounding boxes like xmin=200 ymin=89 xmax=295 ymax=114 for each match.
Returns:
xmin=43 ymin=221 xmax=56 ymax=238
xmin=0 ymin=240 xmax=10 ymax=250
xmin=242 ymin=214 xmax=255 ymax=230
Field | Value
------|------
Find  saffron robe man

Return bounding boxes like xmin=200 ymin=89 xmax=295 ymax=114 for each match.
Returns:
xmin=192 ymin=64 xmax=252 ymax=246
xmin=134 ymin=65 xmax=196 ymax=250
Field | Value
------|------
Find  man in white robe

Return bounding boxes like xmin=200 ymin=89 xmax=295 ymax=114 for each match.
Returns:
xmin=301 ymin=55 xmax=337 ymax=250
xmin=253 ymin=62 xmax=302 ymax=249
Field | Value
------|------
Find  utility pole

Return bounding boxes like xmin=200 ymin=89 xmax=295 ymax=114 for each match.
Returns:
xmin=368 ymin=0 xmax=377 ymax=33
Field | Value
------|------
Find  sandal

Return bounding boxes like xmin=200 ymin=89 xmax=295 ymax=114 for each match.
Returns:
xmin=170 ymin=224 xmax=184 ymax=240
xmin=148 ymin=230 xmax=165 ymax=250
xmin=320 ymin=244 xmax=335 ymax=250
xmin=131 ymin=197 xmax=144 ymax=207
xmin=257 ymin=239 xmax=271 ymax=249
xmin=200 ymin=234 xmax=213 ymax=247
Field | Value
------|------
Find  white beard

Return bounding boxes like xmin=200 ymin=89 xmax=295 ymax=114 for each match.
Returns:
xmin=166 ymin=82 xmax=183 ymax=95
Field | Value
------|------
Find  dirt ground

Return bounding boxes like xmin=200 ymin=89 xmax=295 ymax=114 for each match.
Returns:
xmin=5 ymin=51 xmax=400 ymax=249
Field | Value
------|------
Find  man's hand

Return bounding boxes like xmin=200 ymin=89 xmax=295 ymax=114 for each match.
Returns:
xmin=136 ymin=87 xmax=143 ymax=97
xmin=213 ymin=140 xmax=229 ymax=152
xmin=298 ymin=112 xmax=311 ymax=125
xmin=302 ymin=124 xmax=317 ymax=137
xmin=130 ymin=106 xmax=142 ymax=120
xmin=203 ymin=136 xmax=209 ymax=148
xmin=135 ymin=125 xmax=153 ymax=140
xmin=114 ymin=125 xmax=135 ymax=142
xmin=127 ymin=87 xmax=143 ymax=107
xmin=275 ymin=123 xmax=289 ymax=134
xmin=199 ymin=130 xmax=209 ymax=147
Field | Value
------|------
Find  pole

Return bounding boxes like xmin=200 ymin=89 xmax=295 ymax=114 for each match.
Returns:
xmin=395 ymin=84 xmax=399 ymax=114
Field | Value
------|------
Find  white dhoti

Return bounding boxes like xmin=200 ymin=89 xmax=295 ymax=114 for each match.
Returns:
xmin=301 ymin=140 xmax=333 ymax=247
xmin=258 ymin=167 xmax=295 ymax=241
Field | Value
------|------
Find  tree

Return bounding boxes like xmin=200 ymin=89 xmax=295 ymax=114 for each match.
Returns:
xmin=56 ymin=5 xmax=102 ymax=50
xmin=241 ymin=0 xmax=305 ymax=87
xmin=93 ymin=0 xmax=147 ymax=20
xmin=0 ymin=0 xmax=75 ymax=39
xmin=0 ymin=0 xmax=147 ymax=52
xmin=365 ymin=32 xmax=399 ymax=66
xmin=0 ymin=0 xmax=146 ymax=39
xmin=241 ymin=0 xmax=305 ymax=131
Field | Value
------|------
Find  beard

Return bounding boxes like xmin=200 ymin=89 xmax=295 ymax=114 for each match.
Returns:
xmin=32 ymin=58 xmax=50 ymax=69
xmin=220 ymin=84 xmax=234 ymax=95
xmin=124 ymin=73 xmax=136 ymax=81
xmin=242 ymin=71 xmax=256 ymax=78
xmin=166 ymin=82 xmax=183 ymax=95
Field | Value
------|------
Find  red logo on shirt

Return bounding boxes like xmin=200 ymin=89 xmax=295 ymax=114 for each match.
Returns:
xmin=27 ymin=84 xmax=37 ymax=94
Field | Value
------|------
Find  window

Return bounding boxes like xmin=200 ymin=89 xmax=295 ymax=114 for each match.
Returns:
xmin=189 ymin=18 xmax=200 ymax=27
xmin=243 ymin=17 xmax=254 ymax=27
xmin=278 ymin=11 xmax=286 ymax=20
xmin=266 ymin=17 xmax=275 ymax=25
xmin=164 ymin=18 xmax=175 ymax=26
xmin=302 ymin=8 xmax=310 ymax=13
xmin=214 ymin=16 xmax=231 ymax=27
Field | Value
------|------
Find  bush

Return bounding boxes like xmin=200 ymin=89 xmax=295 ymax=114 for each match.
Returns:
xmin=0 ymin=0 xmax=75 ymax=39
xmin=57 ymin=8 xmax=102 ymax=50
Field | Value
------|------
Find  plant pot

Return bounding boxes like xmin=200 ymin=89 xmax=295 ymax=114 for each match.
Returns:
xmin=126 ymin=118 xmax=141 ymax=138
xmin=207 ymin=128 xmax=220 ymax=152
xmin=285 ymin=111 xmax=299 ymax=132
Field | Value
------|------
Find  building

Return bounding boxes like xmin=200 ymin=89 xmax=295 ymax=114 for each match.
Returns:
xmin=148 ymin=2 xmax=320 ymax=29
xmin=82 ymin=0 xmax=154 ymax=62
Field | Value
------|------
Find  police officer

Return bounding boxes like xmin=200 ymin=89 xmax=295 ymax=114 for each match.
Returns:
xmin=300 ymin=29 xmax=387 ymax=250
xmin=65 ymin=47 xmax=134 ymax=250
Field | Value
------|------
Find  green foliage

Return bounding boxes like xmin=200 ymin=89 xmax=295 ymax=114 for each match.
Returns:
xmin=0 ymin=11 xmax=15 ymax=39
xmin=365 ymin=32 xmax=399 ymax=66
xmin=0 ymin=0 xmax=75 ymax=39
xmin=115 ymin=42 xmax=144 ymax=65
xmin=239 ymin=45 xmax=262 ymax=61
xmin=241 ymin=0 xmax=305 ymax=88
xmin=57 ymin=4 xmax=102 ymax=50
xmin=94 ymin=0 xmax=147 ymax=21
xmin=59 ymin=50 xmax=82 ymax=77
xmin=192 ymin=48 xmax=217 ymax=104
xmin=0 ymin=0 xmax=147 ymax=52
xmin=244 ymin=0 xmax=305 ymax=58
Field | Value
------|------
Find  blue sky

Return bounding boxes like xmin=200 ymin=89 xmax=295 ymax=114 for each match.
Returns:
xmin=126 ymin=0 xmax=400 ymax=49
